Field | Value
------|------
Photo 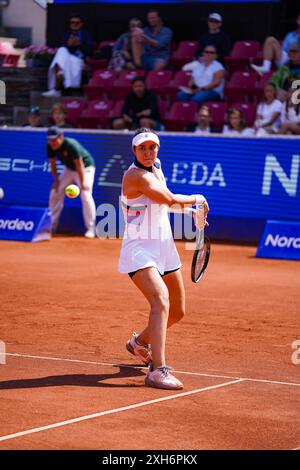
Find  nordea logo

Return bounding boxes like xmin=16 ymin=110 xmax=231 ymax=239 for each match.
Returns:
xmin=0 ymin=218 xmax=35 ymax=231
xmin=265 ymin=234 xmax=300 ymax=249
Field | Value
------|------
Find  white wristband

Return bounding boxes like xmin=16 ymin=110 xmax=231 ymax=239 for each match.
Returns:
xmin=192 ymin=194 xmax=207 ymax=206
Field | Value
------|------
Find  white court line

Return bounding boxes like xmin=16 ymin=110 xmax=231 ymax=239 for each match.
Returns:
xmin=0 ymin=379 xmax=243 ymax=443
xmin=5 ymin=353 xmax=300 ymax=388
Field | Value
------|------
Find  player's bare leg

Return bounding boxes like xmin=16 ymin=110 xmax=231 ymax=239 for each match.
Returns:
xmin=131 ymin=267 xmax=169 ymax=368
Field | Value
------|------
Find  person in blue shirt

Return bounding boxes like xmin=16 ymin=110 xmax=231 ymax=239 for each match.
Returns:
xmin=252 ymin=12 xmax=300 ymax=75
xmin=131 ymin=10 xmax=173 ymax=71
xmin=43 ymin=14 xmax=93 ymax=97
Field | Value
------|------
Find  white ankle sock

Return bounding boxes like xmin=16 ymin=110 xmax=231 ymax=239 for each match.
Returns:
xmin=262 ymin=60 xmax=271 ymax=71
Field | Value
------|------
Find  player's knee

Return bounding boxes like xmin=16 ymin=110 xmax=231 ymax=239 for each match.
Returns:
xmin=150 ymin=292 xmax=169 ymax=314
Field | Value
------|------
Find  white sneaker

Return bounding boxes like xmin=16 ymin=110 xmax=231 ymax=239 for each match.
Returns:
xmin=42 ymin=89 xmax=62 ymax=98
xmin=250 ymin=64 xmax=267 ymax=76
xmin=126 ymin=332 xmax=152 ymax=365
xmin=84 ymin=229 xmax=95 ymax=238
xmin=145 ymin=365 xmax=183 ymax=390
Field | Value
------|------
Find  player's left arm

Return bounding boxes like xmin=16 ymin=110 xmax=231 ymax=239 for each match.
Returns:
xmin=74 ymin=157 xmax=89 ymax=191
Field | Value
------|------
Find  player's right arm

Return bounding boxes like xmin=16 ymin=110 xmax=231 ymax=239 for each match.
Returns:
xmin=124 ymin=170 xmax=206 ymax=208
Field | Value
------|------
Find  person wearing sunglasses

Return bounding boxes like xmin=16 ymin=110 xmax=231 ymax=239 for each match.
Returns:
xmin=43 ymin=14 xmax=93 ymax=98
xmin=177 ymin=44 xmax=225 ymax=105
xmin=269 ymin=43 xmax=300 ymax=102
xmin=197 ymin=13 xmax=231 ymax=64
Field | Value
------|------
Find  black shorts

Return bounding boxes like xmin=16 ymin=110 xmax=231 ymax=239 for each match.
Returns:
xmin=128 ymin=267 xmax=180 ymax=279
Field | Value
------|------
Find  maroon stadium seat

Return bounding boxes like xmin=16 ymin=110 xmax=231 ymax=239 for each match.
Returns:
xmin=225 ymin=40 xmax=260 ymax=74
xmin=84 ymin=69 xmax=116 ymax=100
xmin=225 ymin=71 xmax=257 ymax=104
xmin=78 ymin=99 xmax=113 ymax=128
xmin=146 ymin=70 xmax=173 ymax=96
xmin=111 ymin=69 xmax=145 ymax=101
xmin=205 ymin=101 xmax=228 ymax=131
xmin=170 ymin=40 xmax=199 ymax=70
xmin=110 ymin=99 xmax=125 ymax=119
xmin=163 ymin=101 xmax=198 ymax=131
xmin=62 ymin=98 xmax=86 ymax=127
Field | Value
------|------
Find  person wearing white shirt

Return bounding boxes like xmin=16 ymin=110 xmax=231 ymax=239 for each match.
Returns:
xmin=176 ymin=45 xmax=225 ymax=105
xmin=279 ymin=88 xmax=300 ymax=134
xmin=254 ymin=83 xmax=282 ymax=135
xmin=222 ymin=108 xmax=255 ymax=136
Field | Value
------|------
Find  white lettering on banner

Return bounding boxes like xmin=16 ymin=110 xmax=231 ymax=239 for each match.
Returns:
xmin=0 ymin=158 xmax=61 ymax=173
xmin=265 ymin=234 xmax=300 ymax=249
xmin=0 ymin=219 xmax=34 ymax=231
xmin=171 ymin=163 xmax=189 ymax=184
xmin=262 ymin=154 xmax=299 ymax=196
xmin=172 ymin=162 xmax=226 ymax=187
xmin=98 ymin=155 xmax=127 ymax=187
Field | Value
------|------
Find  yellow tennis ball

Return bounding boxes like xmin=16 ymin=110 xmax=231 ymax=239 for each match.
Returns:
xmin=65 ymin=184 xmax=80 ymax=198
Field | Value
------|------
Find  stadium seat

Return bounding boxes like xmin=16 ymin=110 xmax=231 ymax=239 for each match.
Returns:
xmin=163 ymin=101 xmax=198 ymax=131
xmin=231 ymin=102 xmax=257 ymax=126
xmin=111 ymin=69 xmax=145 ymax=100
xmin=78 ymin=99 xmax=112 ymax=129
xmin=225 ymin=40 xmax=260 ymax=74
xmin=84 ymin=69 xmax=116 ymax=100
xmin=169 ymin=40 xmax=199 ymax=70
xmin=85 ymin=57 xmax=108 ymax=72
xmin=0 ymin=53 xmax=20 ymax=67
xmin=252 ymin=71 xmax=274 ymax=102
xmin=225 ymin=71 xmax=257 ymax=104
xmin=62 ymin=98 xmax=86 ymax=127
xmin=205 ymin=101 xmax=228 ymax=131
xmin=157 ymin=97 xmax=170 ymax=120
xmin=110 ymin=99 xmax=124 ymax=119
xmin=168 ymin=70 xmax=193 ymax=101
xmin=146 ymin=70 xmax=173 ymax=96
xmin=98 ymin=40 xmax=116 ymax=49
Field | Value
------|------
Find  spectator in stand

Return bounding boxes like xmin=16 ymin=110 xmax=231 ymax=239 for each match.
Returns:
xmin=269 ymin=43 xmax=300 ymax=101
xmin=43 ymin=14 xmax=93 ymax=97
xmin=111 ymin=77 xmax=161 ymax=130
xmin=251 ymin=12 xmax=300 ymax=75
xmin=109 ymin=18 xmax=144 ymax=73
xmin=278 ymin=86 xmax=300 ymax=134
xmin=222 ymin=108 xmax=255 ymax=136
xmin=187 ymin=106 xmax=216 ymax=134
xmin=51 ymin=103 xmax=73 ymax=128
xmin=176 ymin=44 xmax=225 ymax=105
xmin=23 ymin=106 xmax=43 ymax=128
xmin=131 ymin=10 xmax=173 ymax=70
xmin=197 ymin=13 xmax=231 ymax=64
xmin=254 ymin=83 xmax=282 ymax=136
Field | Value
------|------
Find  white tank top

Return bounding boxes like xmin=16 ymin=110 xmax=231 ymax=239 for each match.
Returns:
xmin=118 ymin=161 xmax=181 ymax=274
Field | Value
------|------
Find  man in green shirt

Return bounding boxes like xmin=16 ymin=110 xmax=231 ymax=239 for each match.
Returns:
xmin=47 ymin=126 xmax=96 ymax=238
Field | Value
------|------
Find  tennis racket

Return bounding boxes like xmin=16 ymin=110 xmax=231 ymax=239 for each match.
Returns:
xmin=188 ymin=205 xmax=211 ymax=284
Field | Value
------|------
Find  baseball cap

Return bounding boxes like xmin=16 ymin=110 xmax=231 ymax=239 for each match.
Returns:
xmin=28 ymin=106 xmax=40 ymax=115
xmin=208 ymin=13 xmax=222 ymax=22
xmin=132 ymin=131 xmax=160 ymax=148
xmin=47 ymin=126 xmax=63 ymax=140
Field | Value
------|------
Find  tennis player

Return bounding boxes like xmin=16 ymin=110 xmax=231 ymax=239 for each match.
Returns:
xmin=119 ymin=128 xmax=209 ymax=390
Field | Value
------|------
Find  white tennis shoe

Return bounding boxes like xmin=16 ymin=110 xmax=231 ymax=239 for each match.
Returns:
xmin=145 ymin=365 xmax=183 ymax=390
xmin=126 ymin=332 xmax=152 ymax=365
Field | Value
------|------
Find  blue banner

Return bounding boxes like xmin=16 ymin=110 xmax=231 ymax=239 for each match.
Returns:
xmin=0 ymin=129 xmax=299 ymax=242
xmin=53 ymin=0 xmax=279 ymax=3
xmin=256 ymin=220 xmax=300 ymax=260
xmin=0 ymin=205 xmax=51 ymax=242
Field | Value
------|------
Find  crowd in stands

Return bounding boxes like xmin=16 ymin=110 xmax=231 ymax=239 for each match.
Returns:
xmin=16 ymin=9 xmax=300 ymax=136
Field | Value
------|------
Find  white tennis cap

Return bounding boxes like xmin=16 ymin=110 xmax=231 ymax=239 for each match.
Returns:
xmin=132 ymin=132 xmax=160 ymax=148
xmin=208 ymin=13 xmax=222 ymax=22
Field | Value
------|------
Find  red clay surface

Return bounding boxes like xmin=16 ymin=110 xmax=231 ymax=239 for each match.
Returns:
xmin=0 ymin=237 xmax=299 ymax=450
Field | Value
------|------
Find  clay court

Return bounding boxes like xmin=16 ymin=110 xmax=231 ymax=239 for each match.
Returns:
xmin=0 ymin=237 xmax=299 ymax=450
